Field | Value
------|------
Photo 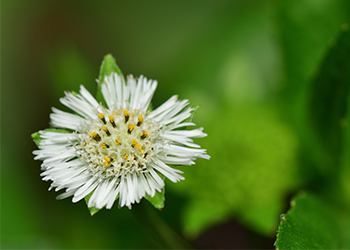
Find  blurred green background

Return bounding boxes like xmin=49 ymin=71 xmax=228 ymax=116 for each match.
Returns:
xmin=2 ymin=0 xmax=350 ymax=249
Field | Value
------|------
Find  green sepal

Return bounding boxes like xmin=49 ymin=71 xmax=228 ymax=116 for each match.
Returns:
xmin=70 ymin=90 xmax=79 ymax=97
xmin=187 ymin=105 xmax=200 ymax=123
xmin=84 ymin=192 xmax=101 ymax=216
xmin=31 ymin=132 xmax=43 ymax=147
xmin=97 ymin=54 xmax=124 ymax=104
xmin=31 ymin=129 xmax=71 ymax=147
xmin=145 ymin=188 xmax=165 ymax=210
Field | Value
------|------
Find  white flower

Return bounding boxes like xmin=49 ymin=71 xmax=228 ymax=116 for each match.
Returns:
xmin=33 ymin=73 xmax=209 ymax=209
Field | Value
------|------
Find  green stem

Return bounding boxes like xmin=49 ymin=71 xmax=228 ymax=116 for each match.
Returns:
xmin=133 ymin=201 xmax=192 ymax=249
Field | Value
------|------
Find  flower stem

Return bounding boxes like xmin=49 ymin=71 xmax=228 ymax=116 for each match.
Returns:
xmin=133 ymin=201 xmax=192 ymax=249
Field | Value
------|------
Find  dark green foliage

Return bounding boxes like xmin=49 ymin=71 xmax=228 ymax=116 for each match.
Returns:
xmin=309 ymin=28 xmax=350 ymax=170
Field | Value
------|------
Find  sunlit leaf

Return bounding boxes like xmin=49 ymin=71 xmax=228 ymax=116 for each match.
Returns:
xmin=275 ymin=192 xmax=350 ymax=249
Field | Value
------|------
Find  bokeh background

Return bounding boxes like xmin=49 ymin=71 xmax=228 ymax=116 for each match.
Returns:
xmin=2 ymin=0 xmax=350 ymax=249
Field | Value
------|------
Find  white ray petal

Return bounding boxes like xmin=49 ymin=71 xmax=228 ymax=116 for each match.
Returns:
xmin=50 ymin=108 xmax=85 ymax=130
xmin=72 ymin=177 xmax=99 ymax=202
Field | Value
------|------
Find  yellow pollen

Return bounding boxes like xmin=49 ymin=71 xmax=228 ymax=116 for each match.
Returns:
xmin=101 ymin=143 xmax=109 ymax=149
xmin=103 ymin=157 xmax=112 ymax=166
xmin=139 ymin=149 xmax=144 ymax=153
xmin=140 ymin=131 xmax=149 ymax=139
xmin=123 ymin=153 xmax=129 ymax=160
xmin=109 ymin=115 xmax=116 ymax=128
xmin=131 ymin=139 xmax=138 ymax=147
xmin=115 ymin=139 xmax=121 ymax=145
xmin=123 ymin=109 xmax=131 ymax=123
xmin=88 ymin=131 xmax=101 ymax=141
xmin=131 ymin=139 xmax=142 ymax=149
xmin=138 ymin=114 xmax=144 ymax=123
xmin=112 ymin=111 xmax=117 ymax=115
xmin=128 ymin=124 xmax=136 ymax=133
xmin=123 ymin=109 xmax=130 ymax=117
xmin=108 ymin=115 xmax=115 ymax=123
xmin=98 ymin=113 xmax=106 ymax=124
xmin=102 ymin=125 xmax=111 ymax=136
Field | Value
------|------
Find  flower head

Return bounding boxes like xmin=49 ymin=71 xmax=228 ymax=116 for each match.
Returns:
xmin=33 ymin=59 xmax=209 ymax=210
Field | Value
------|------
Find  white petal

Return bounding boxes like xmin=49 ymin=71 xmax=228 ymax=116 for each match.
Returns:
xmin=165 ymin=127 xmax=207 ymax=138
xmin=106 ymin=184 xmax=121 ymax=209
xmin=161 ymin=108 xmax=192 ymax=126
xmin=119 ymin=176 xmax=128 ymax=207
xmin=166 ymin=122 xmax=196 ymax=130
xmin=147 ymin=95 xmax=178 ymax=119
xmin=129 ymin=75 xmax=157 ymax=111
xmin=158 ymin=155 xmax=195 ymax=165
xmin=151 ymin=158 xmax=184 ymax=183
xmin=96 ymin=178 xmax=118 ymax=208
xmin=88 ymin=180 xmax=110 ymax=208
xmin=50 ymin=108 xmax=85 ymax=130
xmin=79 ymin=85 xmax=101 ymax=112
xmin=156 ymin=99 xmax=189 ymax=123
xmin=163 ymin=144 xmax=210 ymax=160
xmin=56 ymin=189 xmax=77 ymax=200
xmin=60 ymin=91 xmax=97 ymax=119
xmin=72 ymin=177 xmax=99 ymax=203
xmin=101 ymin=73 xmax=122 ymax=109
xmin=126 ymin=174 xmax=135 ymax=206
xmin=144 ymin=171 xmax=163 ymax=195
xmin=139 ymin=173 xmax=152 ymax=197
xmin=148 ymin=169 xmax=165 ymax=189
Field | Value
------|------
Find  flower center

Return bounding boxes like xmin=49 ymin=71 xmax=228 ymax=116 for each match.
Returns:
xmin=75 ymin=108 xmax=160 ymax=179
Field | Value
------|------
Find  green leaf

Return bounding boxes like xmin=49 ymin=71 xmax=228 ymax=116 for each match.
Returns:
xmin=275 ymin=192 xmax=350 ymax=249
xmin=31 ymin=129 xmax=71 ymax=147
xmin=84 ymin=192 xmax=101 ymax=216
xmin=309 ymin=27 xmax=350 ymax=173
xmin=145 ymin=188 xmax=165 ymax=210
xmin=169 ymin=103 xmax=300 ymax=237
xmin=97 ymin=54 xmax=124 ymax=104
xmin=340 ymin=56 xmax=350 ymax=209
xmin=277 ymin=0 xmax=349 ymax=117
xmin=276 ymin=1 xmax=350 ymax=185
